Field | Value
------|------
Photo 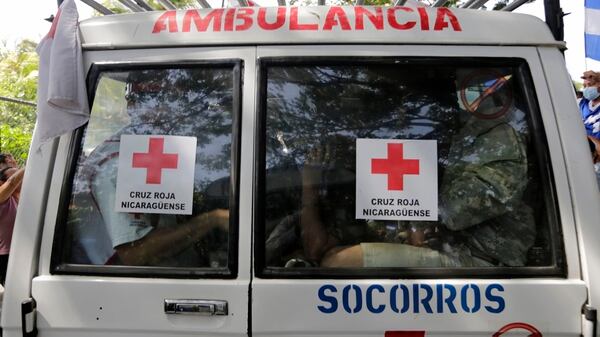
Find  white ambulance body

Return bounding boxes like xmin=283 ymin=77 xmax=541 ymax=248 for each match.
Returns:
xmin=2 ymin=5 xmax=600 ymax=337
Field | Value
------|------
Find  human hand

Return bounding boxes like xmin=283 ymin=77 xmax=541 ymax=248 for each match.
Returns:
xmin=407 ymin=228 xmax=426 ymax=247
xmin=406 ymin=224 xmax=441 ymax=249
xmin=207 ymin=208 xmax=229 ymax=231
xmin=303 ymin=141 xmax=337 ymax=181
xmin=190 ymin=209 xmax=230 ymax=237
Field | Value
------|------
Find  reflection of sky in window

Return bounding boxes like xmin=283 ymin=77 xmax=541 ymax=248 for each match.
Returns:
xmin=84 ymin=74 xmax=129 ymax=155
xmin=195 ymin=134 xmax=230 ymax=187
xmin=83 ymin=69 xmax=233 ymax=193
xmin=266 ymin=66 xmax=530 ymax=175
xmin=267 ymin=68 xmax=447 ymax=159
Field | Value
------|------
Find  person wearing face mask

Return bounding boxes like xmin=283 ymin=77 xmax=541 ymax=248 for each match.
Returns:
xmin=579 ymin=71 xmax=600 ymax=139
xmin=581 ymin=70 xmax=597 ymax=88
xmin=299 ymin=75 xmax=535 ymax=268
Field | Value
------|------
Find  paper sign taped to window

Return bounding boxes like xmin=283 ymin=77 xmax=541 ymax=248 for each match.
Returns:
xmin=356 ymin=138 xmax=437 ymax=221
xmin=115 ymin=135 xmax=197 ymax=215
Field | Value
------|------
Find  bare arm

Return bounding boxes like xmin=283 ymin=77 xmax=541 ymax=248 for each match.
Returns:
xmin=115 ymin=209 xmax=229 ymax=266
xmin=0 ymin=168 xmax=24 ymax=203
xmin=300 ymin=166 xmax=338 ymax=263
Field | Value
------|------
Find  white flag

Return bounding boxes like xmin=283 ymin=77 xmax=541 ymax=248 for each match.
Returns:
xmin=33 ymin=0 xmax=89 ymax=149
xmin=586 ymin=0 xmax=600 ymax=61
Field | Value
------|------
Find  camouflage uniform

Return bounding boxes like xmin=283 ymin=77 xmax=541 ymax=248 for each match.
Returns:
xmin=363 ymin=110 xmax=536 ymax=267
xmin=439 ymin=113 xmax=535 ymax=266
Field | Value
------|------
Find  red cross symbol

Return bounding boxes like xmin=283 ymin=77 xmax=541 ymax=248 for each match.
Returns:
xmin=132 ymin=137 xmax=178 ymax=184
xmin=371 ymin=143 xmax=420 ymax=191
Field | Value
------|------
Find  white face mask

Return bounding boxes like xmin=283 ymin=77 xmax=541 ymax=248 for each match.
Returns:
xmin=583 ymin=86 xmax=600 ymax=101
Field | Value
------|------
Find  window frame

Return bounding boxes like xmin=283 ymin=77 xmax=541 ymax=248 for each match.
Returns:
xmin=50 ymin=60 xmax=243 ymax=279
xmin=254 ymin=56 xmax=566 ymax=279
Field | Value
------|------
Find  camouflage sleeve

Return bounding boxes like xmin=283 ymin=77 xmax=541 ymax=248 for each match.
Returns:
xmin=440 ymin=123 xmax=528 ymax=231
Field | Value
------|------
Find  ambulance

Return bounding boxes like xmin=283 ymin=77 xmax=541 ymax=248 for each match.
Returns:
xmin=2 ymin=3 xmax=599 ymax=337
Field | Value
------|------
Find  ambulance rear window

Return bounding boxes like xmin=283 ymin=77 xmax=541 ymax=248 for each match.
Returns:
xmin=257 ymin=58 xmax=563 ymax=278
xmin=52 ymin=63 xmax=240 ymax=278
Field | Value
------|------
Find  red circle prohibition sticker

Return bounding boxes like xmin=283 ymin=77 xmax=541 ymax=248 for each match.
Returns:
xmin=492 ymin=322 xmax=542 ymax=337
xmin=459 ymin=69 xmax=514 ymax=120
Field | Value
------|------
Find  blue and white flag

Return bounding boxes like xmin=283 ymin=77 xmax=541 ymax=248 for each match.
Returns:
xmin=586 ymin=0 xmax=600 ymax=61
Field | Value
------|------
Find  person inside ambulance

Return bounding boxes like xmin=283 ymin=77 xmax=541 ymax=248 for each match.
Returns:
xmin=300 ymin=70 xmax=536 ymax=268
xmin=69 ymin=69 xmax=230 ymax=267
xmin=263 ymin=65 xmax=461 ymax=267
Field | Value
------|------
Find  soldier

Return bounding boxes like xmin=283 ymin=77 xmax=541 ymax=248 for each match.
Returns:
xmin=304 ymin=85 xmax=536 ymax=268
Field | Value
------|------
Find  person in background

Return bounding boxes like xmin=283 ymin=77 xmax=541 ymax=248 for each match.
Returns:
xmin=0 ymin=166 xmax=25 ymax=285
xmin=0 ymin=153 xmax=17 ymax=170
xmin=588 ymin=137 xmax=600 ymax=189
xmin=582 ymin=70 xmax=597 ymax=88
xmin=579 ymin=71 xmax=600 ymax=140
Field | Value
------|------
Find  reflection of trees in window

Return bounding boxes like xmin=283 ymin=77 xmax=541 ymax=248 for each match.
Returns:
xmin=263 ymin=64 xmax=463 ymax=263
xmin=112 ymin=67 xmax=234 ymax=194
xmin=73 ymin=67 xmax=235 ymax=194
xmin=260 ymin=61 xmax=560 ymax=271
xmin=85 ymin=75 xmax=130 ymax=153
xmin=63 ymin=67 xmax=236 ymax=265
xmin=265 ymin=65 xmax=460 ymax=170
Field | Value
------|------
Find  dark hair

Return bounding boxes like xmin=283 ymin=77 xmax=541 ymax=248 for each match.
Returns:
xmin=0 ymin=167 xmax=11 ymax=182
xmin=589 ymin=138 xmax=599 ymax=163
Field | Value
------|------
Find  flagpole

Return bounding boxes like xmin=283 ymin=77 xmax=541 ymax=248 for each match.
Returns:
xmin=544 ymin=0 xmax=564 ymax=41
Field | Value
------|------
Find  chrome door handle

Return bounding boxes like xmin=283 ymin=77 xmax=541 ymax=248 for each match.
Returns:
xmin=164 ymin=299 xmax=228 ymax=316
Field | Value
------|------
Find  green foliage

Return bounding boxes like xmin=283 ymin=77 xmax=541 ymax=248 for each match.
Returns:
xmin=493 ymin=0 xmax=509 ymax=10
xmin=0 ymin=125 xmax=31 ymax=165
xmin=0 ymin=40 xmax=38 ymax=163
xmin=169 ymin=0 xmax=198 ymax=7
xmin=363 ymin=0 xmax=393 ymax=5
xmin=0 ymin=40 xmax=38 ymax=132
xmin=99 ymin=1 xmax=128 ymax=14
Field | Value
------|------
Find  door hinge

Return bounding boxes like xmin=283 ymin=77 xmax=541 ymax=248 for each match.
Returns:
xmin=21 ymin=298 xmax=37 ymax=337
xmin=583 ymin=305 xmax=597 ymax=337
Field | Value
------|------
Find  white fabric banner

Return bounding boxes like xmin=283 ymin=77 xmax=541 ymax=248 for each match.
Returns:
xmin=585 ymin=7 xmax=600 ymax=36
xmin=33 ymin=0 xmax=89 ymax=149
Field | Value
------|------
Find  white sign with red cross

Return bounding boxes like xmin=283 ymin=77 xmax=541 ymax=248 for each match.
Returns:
xmin=115 ymin=135 xmax=197 ymax=215
xmin=356 ymin=139 xmax=437 ymax=221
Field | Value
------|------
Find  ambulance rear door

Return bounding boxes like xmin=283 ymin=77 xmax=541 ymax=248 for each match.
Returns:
xmin=536 ymin=45 xmax=600 ymax=335
xmin=252 ymin=44 xmax=587 ymax=337
xmin=2 ymin=46 xmax=256 ymax=337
